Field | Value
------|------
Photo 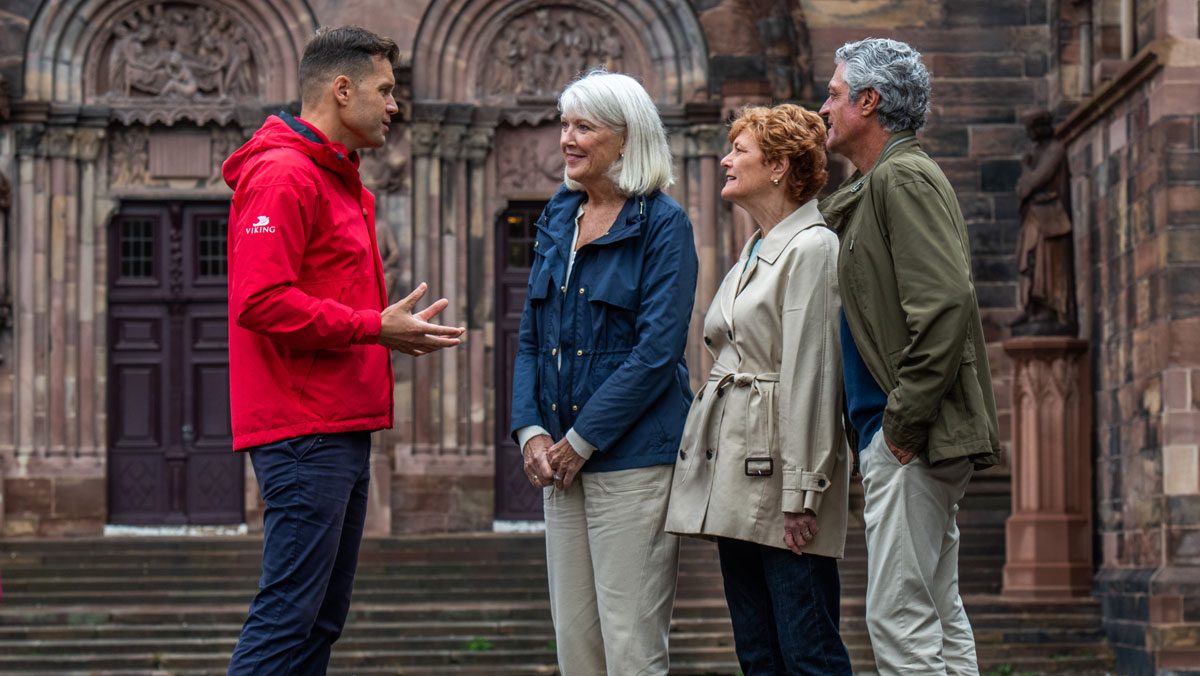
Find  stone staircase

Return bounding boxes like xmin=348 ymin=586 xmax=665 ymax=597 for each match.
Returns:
xmin=0 ymin=483 xmax=1113 ymax=675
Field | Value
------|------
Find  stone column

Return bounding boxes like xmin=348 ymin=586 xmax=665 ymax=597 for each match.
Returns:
xmin=463 ymin=121 xmax=495 ymax=458
xmin=1002 ymin=336 xmax=1093 ymax=597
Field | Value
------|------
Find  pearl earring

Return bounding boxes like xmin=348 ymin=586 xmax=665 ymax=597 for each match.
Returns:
xmin=772 ymin=177 xmax=780 ymax=186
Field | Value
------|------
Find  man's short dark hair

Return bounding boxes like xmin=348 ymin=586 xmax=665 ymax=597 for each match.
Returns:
xmin=299 ymin=26 xmax=399 ymax=103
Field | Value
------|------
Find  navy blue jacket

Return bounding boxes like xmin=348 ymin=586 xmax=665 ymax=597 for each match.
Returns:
xmin=509 ymin=186 xmax=698 ymax=472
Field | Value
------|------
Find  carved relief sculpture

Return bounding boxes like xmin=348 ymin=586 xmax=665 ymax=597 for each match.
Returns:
xmin=481 ymin=7 xmax=626 ymax=100
xmin=101 ymin=4 xmax=258 ymax=102
xmin=494 ymin=126 xmax=563 ymax=196
xmin=360 ymin=138 xmax=410 ymax=194
xmin=1013 ymin=110 xmax=1077 ymax=336
xmin=93 ymin=2 xmax=261 ymax=125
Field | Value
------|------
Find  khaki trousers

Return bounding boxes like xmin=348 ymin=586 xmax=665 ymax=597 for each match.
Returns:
xmin=543 ymin=464 xmax=680 ymax=676
xmin=859 ymin=430 xmax=978 ymax=676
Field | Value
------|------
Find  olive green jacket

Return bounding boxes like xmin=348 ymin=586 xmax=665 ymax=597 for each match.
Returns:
xmin=820 ymin=131 xmax=1001 ymax=468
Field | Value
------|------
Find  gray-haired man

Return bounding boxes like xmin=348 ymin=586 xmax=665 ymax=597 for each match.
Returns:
xmin=818 ymin=38 xmax=1002 ymax=675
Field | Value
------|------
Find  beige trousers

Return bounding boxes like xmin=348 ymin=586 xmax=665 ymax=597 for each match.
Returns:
xmin=859 ymin=430 xmax=978 ymax=676
xmin=543 ymin=464 xmax=680 ymax=676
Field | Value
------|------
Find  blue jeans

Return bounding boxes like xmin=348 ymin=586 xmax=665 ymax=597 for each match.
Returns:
xmin=717 ymin=537 xmax=852 ymax=676
xmin=228 ymin=431 xmax=372 ymax=676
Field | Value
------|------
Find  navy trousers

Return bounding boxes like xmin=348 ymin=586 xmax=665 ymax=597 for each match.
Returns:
xmin=717 ymin=537 xmax=853 ymax=676
xmin=228 ymin=431 xmax=372 ymax=676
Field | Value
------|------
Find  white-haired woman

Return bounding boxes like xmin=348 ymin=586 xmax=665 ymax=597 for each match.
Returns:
xmin=509 ymin=70 xmax=699 ymax=675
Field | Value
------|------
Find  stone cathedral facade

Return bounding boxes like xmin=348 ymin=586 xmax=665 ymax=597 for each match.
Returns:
xmin=0 ymin=0 xmax=1197 ymax=671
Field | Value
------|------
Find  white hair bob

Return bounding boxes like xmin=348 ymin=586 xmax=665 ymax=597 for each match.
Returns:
xmin=559 ymin=70 xmax=674 ymax=195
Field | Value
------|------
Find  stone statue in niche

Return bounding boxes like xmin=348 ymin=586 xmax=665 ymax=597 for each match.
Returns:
xmin=482 ymin=7 xmax=625 ymax=100
xmin=375 ymin=221 xmax=402 ymax=303
xmin=360 ymin=139 xmax=409 ymax=194
xmin=102 ymin=3 xmax=257 ymax=101
xmin=1013 ymin=110 xmax=1077 ymax=336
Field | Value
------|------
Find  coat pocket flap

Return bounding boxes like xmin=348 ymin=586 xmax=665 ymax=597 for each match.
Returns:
xmin=587 ymin=276 xmax=639 ymax=310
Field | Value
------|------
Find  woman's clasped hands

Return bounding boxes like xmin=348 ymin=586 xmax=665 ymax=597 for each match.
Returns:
xmin=522 ymin=435 xmax=587 ymax=490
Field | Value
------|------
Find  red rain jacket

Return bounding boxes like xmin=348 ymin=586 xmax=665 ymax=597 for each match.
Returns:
xmin=223 ymin=113 xmax=393 ymax=450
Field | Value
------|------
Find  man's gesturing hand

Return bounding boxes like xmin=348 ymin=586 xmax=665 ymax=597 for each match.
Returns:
xmin=378 ymin=283 xmax=466 ymax=355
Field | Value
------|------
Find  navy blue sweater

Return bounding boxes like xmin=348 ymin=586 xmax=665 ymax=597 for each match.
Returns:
xmin=840 ymin=311 xmax=887 ymax=451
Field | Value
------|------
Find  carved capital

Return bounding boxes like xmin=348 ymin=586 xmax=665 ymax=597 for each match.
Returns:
xmin=686 ymin=124 xmax=728 ymax=158
xmin=15 ymin=125 xmax=46 ymax=158
xmin=75 ymin=129 xmax=107 ymax=162
xmin=464 ymin=126 xmax=496 ymax=162
xmin=410 ymin=122 xmax=440 ymax=157
xmin=438 ymin=124 xmax=468 ymax=160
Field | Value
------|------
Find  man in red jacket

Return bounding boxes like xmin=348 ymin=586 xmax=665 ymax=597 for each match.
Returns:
xmin=223 ymin=26 xmax=464 ymax=674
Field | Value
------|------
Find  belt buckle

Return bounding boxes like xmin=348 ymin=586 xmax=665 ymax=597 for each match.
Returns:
xmin=744 ymin=457 xmax=773 ymax=477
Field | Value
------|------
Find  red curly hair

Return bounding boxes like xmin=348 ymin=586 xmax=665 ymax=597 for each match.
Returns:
xmin=728 ymin=104 xmax=828 ymax=205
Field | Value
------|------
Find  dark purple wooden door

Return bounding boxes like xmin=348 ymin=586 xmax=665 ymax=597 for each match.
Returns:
xmin=108 ymin=203 xmax=243 ymax=525
xmin=494 ymin=202 xmax=547 ymax=521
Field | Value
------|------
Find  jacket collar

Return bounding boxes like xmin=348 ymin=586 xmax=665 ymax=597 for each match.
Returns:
xmin=732 ymin=200 xmax=824 ymax=296
xmin=819 ymin=130 xmax=919 ymax=234
xmin=744 ymin=199 xmax=825 ymax=266
xmin=539 ymin=186 xmax=650 ymax=249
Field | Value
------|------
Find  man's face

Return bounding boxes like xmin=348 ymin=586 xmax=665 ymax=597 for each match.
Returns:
xmin=342 ymin=55 xmax=398 ymax=152
xmin=818 ymin=63 xmax=863 ymax=158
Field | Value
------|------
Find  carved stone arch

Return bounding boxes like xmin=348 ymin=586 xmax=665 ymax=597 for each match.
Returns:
xmin=413 ymin=0 xmax=710 ymax=106
xmin=23 ymin=0 xmax=316 ymax=111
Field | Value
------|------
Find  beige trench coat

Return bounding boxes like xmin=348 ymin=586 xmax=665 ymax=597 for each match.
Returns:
xmin=666 ymin=200 xmax=849 ymax=558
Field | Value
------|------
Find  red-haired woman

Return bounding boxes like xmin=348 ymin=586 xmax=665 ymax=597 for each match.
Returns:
xmin=667 ymin=104 xmax=852 ymax=675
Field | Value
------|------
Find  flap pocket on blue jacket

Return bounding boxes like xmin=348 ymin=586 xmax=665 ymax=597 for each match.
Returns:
xmin=587 ymin=277 xmax=638 ymax=311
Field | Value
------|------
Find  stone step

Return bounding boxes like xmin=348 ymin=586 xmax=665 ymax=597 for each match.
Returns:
xmin=0 ymin=642 xmax=1111 ymax=671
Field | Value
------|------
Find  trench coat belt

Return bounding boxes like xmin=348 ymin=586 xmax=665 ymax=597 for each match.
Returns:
xmin=693 ymin=370 xmax=780 ymax=457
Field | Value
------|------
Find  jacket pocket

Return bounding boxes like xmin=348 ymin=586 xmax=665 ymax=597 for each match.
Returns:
xmin=586 ymin=275 xmax=639 ymax=349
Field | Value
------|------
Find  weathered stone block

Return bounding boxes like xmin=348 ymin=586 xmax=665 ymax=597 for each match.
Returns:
xmin=968 ymin=125 xmax=1027 ymax=157
xmin=1165 ymin=412 xmax=1200 ymax=447
xmin=5 ymin=478 xmax=51 ymax=514
xmin=1167 ymin=150 xmax=1200 ymax=183
xmin=52 ymin=477 xmax=105 ymax=519
xmin=956 ymin=192 xmax=993 ymax=222
xmin=934 ymin=104 xmax=1017 ymax=125
xmin=1167 ymin=186 xmax=1200 ymax=223
xmin=1132 ymin=323 xmax=1168 ymax=379
xmin=968 ymin=218 xmax=1019 ymax=254
xmin=1160 ymin=116 xmax=1197 ymax=150
xmin=1164 ymin=446 xmax=1200 ymax=495
xmin=927 ymin=54 xmax=1024 ymax=78
xmin=39 ymin=517 xmax=104 ymax=537
xmin=2 ymin=516 xmax=37 ymax=537
xmin=918 ymin=124 xmax=968 ymax=157
xmin=1192 ymin=369 xmax=1200 ymax=409
xmin=1167 ymin=527 xmax=1200 ymax=564
xmin=1164 ymin=369 xmax=1192 ymax=411
xmin=1167 ymin=267 xmax=1200 ymax=317
xmin=980 ymin=159 xmax=1021 ymax=192
xmin=974 ymin=281 xmax=1017 ymax=309
xmin=1168 ymin=229 xmax=1200 ymax=266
